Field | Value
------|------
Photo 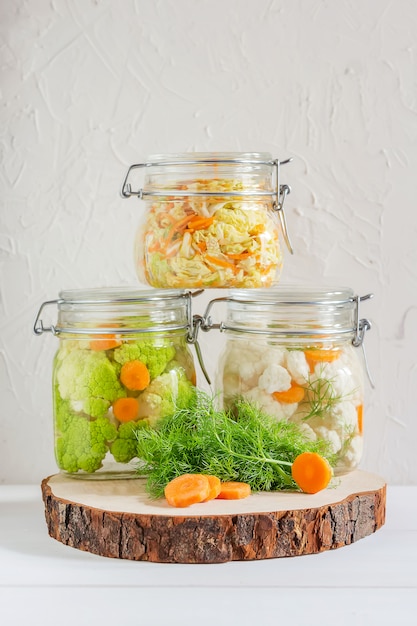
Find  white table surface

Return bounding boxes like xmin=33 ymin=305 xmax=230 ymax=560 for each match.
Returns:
xmin=0 ymin=484 xmax=416 ymax=626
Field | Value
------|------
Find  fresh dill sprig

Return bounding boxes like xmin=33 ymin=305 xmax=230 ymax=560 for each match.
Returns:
xmin=301 ymin=372 xmax=345 ymax=421
xmin=135 ymin=391 xmax=333 ymax=498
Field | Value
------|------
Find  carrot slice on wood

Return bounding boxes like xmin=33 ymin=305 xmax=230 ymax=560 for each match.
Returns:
xmin=216 ymin=481 xmax=251 ymax=500
xmin=203 ymin=475 xmax=222 ymax=501
xmin=120 ymin=360 xmax=150 ymax=391
xmin=164 ymin=474 xmax=210 ymax=507
xmin=291 ymin=452 xmax=332 ymax=494
xmin=112 ymin=397 xmax=140 ymax=423
xmin=272 ymin=383 xmax=305 ymax=404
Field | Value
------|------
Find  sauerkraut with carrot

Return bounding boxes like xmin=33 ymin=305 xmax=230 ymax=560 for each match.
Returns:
xmin=134 ymin=178 xmax=283 ymax=288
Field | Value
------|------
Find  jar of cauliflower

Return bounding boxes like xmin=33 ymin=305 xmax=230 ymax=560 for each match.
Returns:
xmin=34 ymin=288 xmax=197 ymax=479
xmin=121 ymin=152 xmax=293 ymax=289
xmin=213 ymin=287 xmax=373 ymax=475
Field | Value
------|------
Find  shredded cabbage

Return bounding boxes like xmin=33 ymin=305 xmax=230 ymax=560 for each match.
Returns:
xmin=135 ymin=179 xmax=283 ymax=288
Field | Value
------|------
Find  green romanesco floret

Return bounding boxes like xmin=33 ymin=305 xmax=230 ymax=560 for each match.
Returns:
xmin=113 ymin=338 xmax=176 ymax=379
xmin=54 ymin=387 xmax=77 ymax=433
xmin=55 ymin=348 xmax=126 ymax=418
xmin=110 ymin=420 xmax=148 ymax=464
xmin=138 ymin=366 xmax=195 ymax=427
xmin=55 ymin=414 xmax=118 ymax=473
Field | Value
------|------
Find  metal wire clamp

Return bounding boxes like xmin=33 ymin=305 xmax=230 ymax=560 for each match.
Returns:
xmin=120 ymin=156 xmax=294 ymax=253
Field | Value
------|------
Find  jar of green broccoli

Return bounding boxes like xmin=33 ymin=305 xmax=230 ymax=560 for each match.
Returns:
xmin=34 ymin=288 xmax=198 ymax=479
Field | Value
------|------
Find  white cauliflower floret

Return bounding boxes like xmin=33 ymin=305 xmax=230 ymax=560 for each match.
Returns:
xmin=337 ymin=435 xmax=363 ymax=471
xmin=243 ymin=387 xmax=297 ymax=421
xmin=258 ymin=364 xmax=291 ymax=394
xmin=222 ymin=372 xmax=251 ymax=397
xmin=222 ymin=341 xmax=266 ymax=385
xmin=340 ymin=346 xmax=364 ymax=405
xmin=311 ymin=350 xmax=363 ymax=403
xmin=309 ymin=361 xmax=344 ymax=397
xmin=314 ymin=426 xmax=342 ymax=454
xmin=238 ymin=360 xmax=265 ymax=384
xmin=261 ymin=347 xmax=286 ymax=368
xmin=295 ymin=422 xmax=317 ymax=442
xmin=330 ymin=401 xmax=358 ymax=431
xmin=287 ymin=408 xmax=309 ymax=424
xmin=300 ymin=401 xmax=358 ymax=434
xmin=285 ymin=350 xmax=309 ymax=385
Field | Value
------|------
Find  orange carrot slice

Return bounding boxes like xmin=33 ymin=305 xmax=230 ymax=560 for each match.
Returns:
xmin=226 ymin=252 xmax=251 ymax=260
xmin=272 ymin=383 xmax=305 ymax=404
xmin=120 ymin=360 xmax=150 ymax=391
xmin=89 ymin=334 xmax=121 ymax=351
xmin=196 ymin=241 xmax=207 ymax=252
xmin=203 ymin=475 xmax=222 ymax=501
xmin=291 ymin=452 xmax=332 ymax=494
xmin=147 ymin=240 xmax=161 ymax=253
xmin=205 ymin=255 xmax=237 ymax=272
xmin=304 ymin=348 xmax=342 ymax=372
xmin=174 ymin=213 xmax=199 ymax=231
xmin=357 ymin=404 xmax=364 ymax=435
xmin=164 ymin=474 xmax=210 ymax=508
xmin=216 ymin=481 xmax=251 ymax=500
xmin=185 ymin=216 xmax=214 ymax=230
xmin=89 ymin=323 xmax=121 ymax=351
xmin=162 ymin=214 xmax=198 ymax=249
xmin=112 ymin=397 xmax=140 ymax=423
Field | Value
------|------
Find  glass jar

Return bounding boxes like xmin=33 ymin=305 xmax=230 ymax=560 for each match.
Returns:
xmin=34 ymin=288 xmax=197 ymax=479
xmin=121 ymin=152 xmax=293 ymax=289
xmin=206 ymin=287 xmax=373 ymax=475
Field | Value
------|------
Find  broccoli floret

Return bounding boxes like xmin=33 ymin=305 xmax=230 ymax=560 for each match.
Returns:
xmin=110 ymin=420 xmax=147 ymax=463
xmin=55 ymin=414 xmax=118 ymax=473
xmin=113 ymin=339 xmax=176 ymax=379
xmin=138 ymin=367 xmax=195 ymax=427
xmin=55 ymin=349 xmax=126 ymax=418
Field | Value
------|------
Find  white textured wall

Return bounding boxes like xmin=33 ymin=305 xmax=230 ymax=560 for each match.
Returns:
xmin=1 ymin=0 xmax=416 ymax=484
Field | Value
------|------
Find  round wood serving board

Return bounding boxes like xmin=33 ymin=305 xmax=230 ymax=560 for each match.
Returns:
xmin=41 ymin=471 xmax=386 ymax=563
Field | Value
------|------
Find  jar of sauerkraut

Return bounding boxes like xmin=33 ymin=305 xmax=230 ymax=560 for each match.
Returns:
xmin=34 ymin=288 xmax=198 ymax=479
xmin=121 ymin=153 xmax=293 ymax=289
xmin=204 ymin=287 xmax=373 ymax=475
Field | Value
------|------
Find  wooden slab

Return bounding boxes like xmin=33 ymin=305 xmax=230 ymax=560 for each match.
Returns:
xmin=41 ymin=471 xmax=386 ymax=563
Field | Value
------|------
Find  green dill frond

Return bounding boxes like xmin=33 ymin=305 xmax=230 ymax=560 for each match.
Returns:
xmin=135 ymin=390 xmax=334 ymax=498
xmin=301 ymin=372 xmax=345 ymax=421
